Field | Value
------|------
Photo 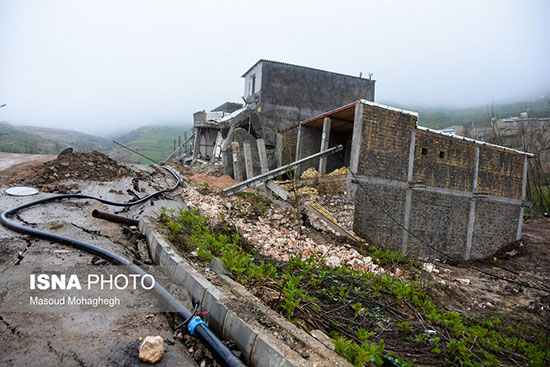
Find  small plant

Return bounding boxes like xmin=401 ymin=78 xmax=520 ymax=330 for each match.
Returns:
xmin=397 ymin=321 xmax=412 ymax=334
xmin=280 ymin=272 xmax=306 ymax=320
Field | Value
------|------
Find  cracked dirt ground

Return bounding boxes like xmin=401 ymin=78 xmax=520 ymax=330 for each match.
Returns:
xmin=0 ymin=153 xmax=197 ymax=367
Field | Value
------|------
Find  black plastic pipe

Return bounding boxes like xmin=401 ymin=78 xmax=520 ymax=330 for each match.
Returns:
xmin=91 ymin=209 xmax=140 ymax=227
xmin=0 ymin=165 xmax=245 ymax=367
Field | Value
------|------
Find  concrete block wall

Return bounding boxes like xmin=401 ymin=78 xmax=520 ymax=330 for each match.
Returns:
xmin=357 ymin=105 xmax=416 ymax=181
xmin=353 ymin=180 xmax=407 ymax=253
xmin=414 ymin=131 xmax=477 ymax=191
xmin=477 ymin=147 xmax=524 ymax=199
xmin=408 ymin=190 xmax=470 ymax=259
xmin=256 ymin=61 xmax=375 ymax=146
xmin=352 ymin=101 xmax=529 ymax=260
xmin=471 ymin=199 xmax=521 ymax=259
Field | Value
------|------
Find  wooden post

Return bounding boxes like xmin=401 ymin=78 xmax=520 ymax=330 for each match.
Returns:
xmin=231 ymin=142 xmax=243 ymax=181
xmin=243 ymin=141 xmax=254 ymax=180
xmin=318 ymin=117 xmax=331 ymax=175
xmin=257 ymin=138 xmax=272 ymax=197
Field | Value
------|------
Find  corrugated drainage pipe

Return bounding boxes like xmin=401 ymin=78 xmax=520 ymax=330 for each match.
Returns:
xmin=0 ymin=165 xmax=245 ymax=367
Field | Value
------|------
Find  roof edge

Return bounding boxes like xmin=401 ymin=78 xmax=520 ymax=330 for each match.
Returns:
xmin=242 ymin=60 xmax=377 ymax=82
xmin=360 ymin=99 xmax=419 ymax=117
xmin=416 ymin=126 xmax=534 ymax=157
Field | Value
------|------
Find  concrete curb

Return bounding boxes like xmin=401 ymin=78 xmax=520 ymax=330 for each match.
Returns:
xmin=139 ymin=217 xmax=352 ymax=367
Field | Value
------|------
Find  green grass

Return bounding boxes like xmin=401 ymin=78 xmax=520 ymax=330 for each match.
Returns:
xmin=0 ymin=122 xmax=114 ymax=154
xmin=115 ymin=125 xmax=193 ymax=163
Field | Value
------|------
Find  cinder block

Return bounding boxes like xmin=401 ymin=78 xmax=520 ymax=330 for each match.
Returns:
xmin=159 ymin=248 xmax=178 ymax=277
xmin=148 ymin=236 xmax=160 ymax=264
xmin=252 ymin=335 xmax=294 ymax=367
xmin=185 ymin=273 xmax=213 ymax=304
xmin=173 ymin=261 xmax=195 ymax=285
xmin=224 ymin=310 xmax=258 ymax=365
xmin=201 ymin=288 xmax=228 ymax=336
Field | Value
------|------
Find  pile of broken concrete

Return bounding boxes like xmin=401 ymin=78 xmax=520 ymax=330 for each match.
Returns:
xmin=181 ymin=184 xmax=385 ymax=274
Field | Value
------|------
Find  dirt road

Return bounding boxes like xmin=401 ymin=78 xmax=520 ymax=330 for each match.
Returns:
xmin=0 ymin=152 xmax=56 ymax=171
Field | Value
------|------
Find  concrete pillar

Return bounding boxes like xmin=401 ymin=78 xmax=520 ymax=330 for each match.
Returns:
xmin=192 ymin=128 xmax=201 ymax=160
xmin=516 ymin=155 xmax=529 ymax=240
xmin=401 ymin=129 xmax=416 ymax=254
xmin=465 ymin=145 xmax=480 ymax=260
xmin=318 ymin=117 xmax=332 ymax=175
xmin=347 ymin=102 xmax=365 ymax=200
xmin=231 ymin=142 xmax=243 ymax=182
xmin=256 ymin=138 xmax=272 ymax=197
xmin=275 ymin=132 xmax=283 ymax=168
xmin=294 ymin=125 xmax=304 ymax=179
xmin=243 ymin=141 xmax=254 ymax=180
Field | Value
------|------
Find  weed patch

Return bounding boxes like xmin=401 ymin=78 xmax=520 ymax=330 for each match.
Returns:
xmin=158 ymin=207 xmax=548 ymax=366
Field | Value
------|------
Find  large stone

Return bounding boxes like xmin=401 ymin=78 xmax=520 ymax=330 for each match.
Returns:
xmin=209 ymin=257 xmax=230 ymax=276
xmin=139 ymin=335 xmax=164 ymax=363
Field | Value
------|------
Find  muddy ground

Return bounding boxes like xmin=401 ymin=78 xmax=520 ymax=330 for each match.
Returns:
xmin=0 ymin=153 xmax=199 ymax=367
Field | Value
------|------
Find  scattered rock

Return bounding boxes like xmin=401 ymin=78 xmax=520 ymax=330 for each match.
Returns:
xmin=506 ymin=249 xmax=518 ymax=257
xmin=49 ymin=221 xmax=64 ymax=230
xmin=456 ymin=278 xmax=471 ymax=286
xmin=139 ymin=335 xmax=164 ymax=363
xmin=193 ymin=348 xmax=204 ymax=361
xmin=90 ymin=256 xmax=108 ymax=266
xmin=58 ymin=147 xmax=73 ymax=155
xmin=209 ymin=257 xmax=230 ymax=276
xmin=301 ymin=350 xmax=310 ymax=359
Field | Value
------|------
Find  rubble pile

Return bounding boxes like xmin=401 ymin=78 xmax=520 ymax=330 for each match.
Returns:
xmin=315 ymin=193 xmax=355 ymax=231
xmin=181 ymin=185 xmax=384 ymax=274
xmin=15 ymin=151 xmax=130 ymax=189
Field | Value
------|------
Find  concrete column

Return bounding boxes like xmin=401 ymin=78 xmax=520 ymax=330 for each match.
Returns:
xmin=318 ymin=117 xmax=332 ymax=175
xmin=465 ymin=146 xmax=480 ymax=260
xmin=347 ymin=101 xmax=365 ymax=200
xmin=516 ymin=155 xmax=529 ymax=240
xmin=256 ymin=138 xmax=272 ymax=197
xmin=231 ymin=142 xmax=243 ymax=182
xmin=401 ymin=129 xmax=416 ymax=254
xmin=294 ymin=125 xmax=304 ymax=178
xmin=192 ymin=128 xmax=201 ymax=160
xmin=275 ymin=132 xmax=283 ymax=168
xmin=210 ymin=131 xmax=222 ymax=163
xmin=243 ymin=141 xmax=254 ymax=180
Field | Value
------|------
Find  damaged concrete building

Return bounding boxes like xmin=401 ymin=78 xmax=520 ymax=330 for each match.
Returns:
xmin=192 ymin=60 xmax=532 ymax=261
xmin=192 ymin=60 xmax=375 ymax=175
xmin=283 ymin=100 xmax=532 ymax=260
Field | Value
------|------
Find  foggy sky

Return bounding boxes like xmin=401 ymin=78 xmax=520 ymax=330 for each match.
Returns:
xmin=0 ymin=0 xmax=548 ymax=136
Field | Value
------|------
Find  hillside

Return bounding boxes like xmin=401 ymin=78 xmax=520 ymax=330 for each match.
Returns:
xmin=109 ymin=125 xmax=193 ymax=164
xmin=0 ymin=122 xmax=114 ymax=154
xmin=387 ymin=96 xmax=550 ymax=129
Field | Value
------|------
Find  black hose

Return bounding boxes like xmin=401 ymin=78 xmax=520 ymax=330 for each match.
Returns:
xmin=0 ymin=165 xmax=245 ymax=367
